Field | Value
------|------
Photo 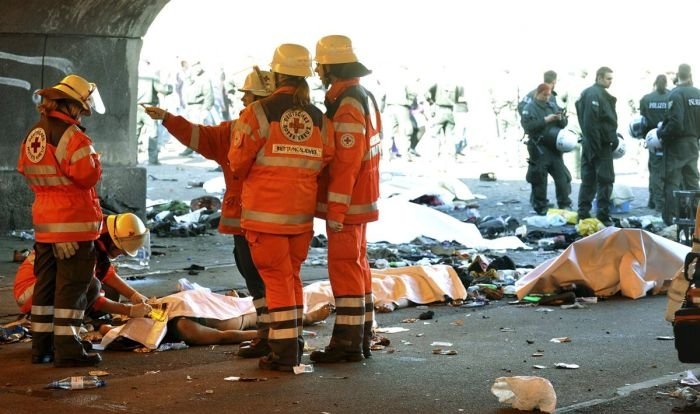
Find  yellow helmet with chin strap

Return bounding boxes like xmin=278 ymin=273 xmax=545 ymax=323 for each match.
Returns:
xmin=37 ymin=74 xmax=105 ymax=114
xmin=106 ymin=213 xmax=149 ymax=257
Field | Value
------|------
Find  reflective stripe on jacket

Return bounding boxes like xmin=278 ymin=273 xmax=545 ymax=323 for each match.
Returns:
xmin=164 ymin=115 xmax=242 ymax=234
xmin=228 ymin=86 xmax=334 ymax=234
xmin=17 ymin=111 xmax=102 ymax=242
xmin=316 ymin=79 xmax=381 ymax=224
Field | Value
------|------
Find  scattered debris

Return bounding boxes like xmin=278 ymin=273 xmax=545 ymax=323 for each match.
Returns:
xmin=433 ymin=349 xmax=457 ymax=355
xmin=375 ymin=327 xmax=410 ymax=334
xmin=418 ymin=311 xmax=435 ymax=320
xmin=491 ymin=376 xmax=556 ymax=413
xmin=681 ymin=371 xmax=700 ymax=386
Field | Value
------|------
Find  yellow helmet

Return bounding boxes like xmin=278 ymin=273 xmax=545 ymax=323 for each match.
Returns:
xmin=238 ymin=68 xmax=273 ymax=96
xmin=270 ymin=43 xmax=312 ymax=77
xmin=106 ymin=213 xmax=149 ymax=257
xmin=315 ymin=35 xmax=358 ymax=64
xmin=37 ymin=74 xmax=105 ymax=114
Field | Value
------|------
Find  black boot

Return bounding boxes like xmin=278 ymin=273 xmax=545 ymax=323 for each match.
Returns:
xmin=54 ymin=352 xmax=102 ymax=368
xmin=258 ymin=352 xmax=295 ymax=372
xmin=237 ymin=338 xmax=271 ymax=358
xmin=310 ymin=346 xmax=363 ymax=363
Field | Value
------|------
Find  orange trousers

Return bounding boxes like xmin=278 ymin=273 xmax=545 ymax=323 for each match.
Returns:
xmin=327 ymin=223 xmax=371 ymax=296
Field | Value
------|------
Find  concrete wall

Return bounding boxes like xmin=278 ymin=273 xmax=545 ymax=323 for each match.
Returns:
xmin=0 ymin=0 xmax=168 ymax=231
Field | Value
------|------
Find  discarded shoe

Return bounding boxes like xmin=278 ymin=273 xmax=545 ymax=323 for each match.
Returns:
xmin=538 ymin=291 xmax=576 ymax=306
xmin=258 ymin=354 xmax=294 ymax=372
xmin=310 ymin=347 xmax=363 ymax=363
xmin=479 ymin=172 xmax=497 ymax=181
xmin=54 ymin=352 xmax=102 ymax=368
xmin=237 ymin=338 xmax=271 ymax=358
xmin=32 ymin=354 xmax=54 ymax=364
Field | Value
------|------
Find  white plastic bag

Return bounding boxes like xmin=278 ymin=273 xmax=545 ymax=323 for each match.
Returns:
xmin=491 ymin=376 xmax=557 ymax=413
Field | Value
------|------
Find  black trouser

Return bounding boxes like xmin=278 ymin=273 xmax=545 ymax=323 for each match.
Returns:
xmin=233 ymin=234 xmax=268 ymax=339
xmin=526 ymin=142 xmax=572 ymax=212
xmin=577 ymin=145 xmax=615 ymax=219
xmin=32 ymin=241 xmax=95 ymax=360
xmin=662 ymin=137 xmax=700 ymax=225
xmin=648 ymin=150 xmax=665 ymax=211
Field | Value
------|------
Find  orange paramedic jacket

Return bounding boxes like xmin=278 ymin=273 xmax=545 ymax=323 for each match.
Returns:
xmin=17 ymin=111 xmax=102 ymax=242
xmin=228 ymin=86 xmax=334 ymax=235
xmin=316 ymin=78 xmax=382 ymax=224
xmin=163 ymin=115 xmax=243 ymax=234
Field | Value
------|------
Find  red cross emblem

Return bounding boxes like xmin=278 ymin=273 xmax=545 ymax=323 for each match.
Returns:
xmin=25 ymin=128 xmax=46 ymax=163
xmin=280 ymin=109 xmax=312 ymax=142
xmin=289 ymin=117 xmax=305 ymax=134
xmin=30 ymin=135 xmax=42 ymax=154
xmin=340 ymin=133 xmax=355 ymax=148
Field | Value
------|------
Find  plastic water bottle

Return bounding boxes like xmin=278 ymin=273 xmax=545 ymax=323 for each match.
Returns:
xmin=46 ymin=376 xmax=106 ymax=390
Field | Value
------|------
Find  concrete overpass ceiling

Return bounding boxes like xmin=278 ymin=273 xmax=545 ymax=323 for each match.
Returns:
xmin=0 ymin=0 xmax=168 ymax=37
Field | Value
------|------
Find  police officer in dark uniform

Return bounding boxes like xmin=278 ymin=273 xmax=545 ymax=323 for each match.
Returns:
xmin=639 ymin=74 xmax=669 ymax=211
xmin=521 ymin=83 xmax=571 ymax=215
xmin=518 ymin=70 xmax=559 ymax=116
xmin=576 ymin=66 xmax=618 ymax=226
xmin=658 ymin=64 xmax=700 ymax=225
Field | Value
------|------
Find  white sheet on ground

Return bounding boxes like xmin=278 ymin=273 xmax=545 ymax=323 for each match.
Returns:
xmin=157 ymin=290 xmax=255 ymax=319
xmin=99 ymin=291 xmax=256 ymax=350
xmin=515 ymin=227 xmax=690 ymax=300
xmin=380 ymin=174 xmax=475 ymax=204
xmin=303 ymin=264 xmax=467 ymax=313
xmin=314 ymin=197 xmax=527 ymax=250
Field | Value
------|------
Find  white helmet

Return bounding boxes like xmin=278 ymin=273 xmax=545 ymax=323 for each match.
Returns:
xmin=628 ymin=115 xmax=648 ymax=139
xmin=612 ymin=136 xmax=626 ymax=159
xmin=555 ymin=129 xmax=579 ymax=152
xmin=315 ymin=35 xmax=358 ymax=64
xmin=238 ymin=67 xmax=273 ymax=96
xmin=270 ymin=43 xmax=312 ymax=77
xmin=645 ymin=128 xmax=663 ymax=152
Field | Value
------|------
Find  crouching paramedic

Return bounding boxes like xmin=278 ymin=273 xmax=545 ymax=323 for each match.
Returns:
xmin=142 ymin=68 xmax=274 ymax=358
xmin=18 ymin=74 xmax=106 ymax=367
xmin=228 ymin=43 xmax=334 ymax=372
xmin=14 ymin=213 xmax=152 ymax=321
xmin=311 ymin=35 xmax=382 ymax=363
